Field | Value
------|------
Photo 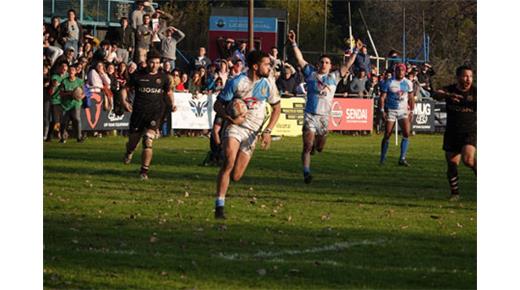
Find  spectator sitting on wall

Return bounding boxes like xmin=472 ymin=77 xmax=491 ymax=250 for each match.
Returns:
xmin=194 ymin=47 xmax=212 ymax=70
xmin=205 ymin=64 xmax=218 ymax=92
xmin=159 ymin=26 xmax=185 ymax=71
xmin=349 ymin=68 xmax=369 ymax=97
xmin=276 ymin=63 xmax=299 ymax=96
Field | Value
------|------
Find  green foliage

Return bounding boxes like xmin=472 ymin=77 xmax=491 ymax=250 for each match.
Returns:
xmin=44 ymin=134 xmax=476 ymax=289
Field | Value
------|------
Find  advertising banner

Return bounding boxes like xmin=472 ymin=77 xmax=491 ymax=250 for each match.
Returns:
xmin=171 ymin=93 xmax=217 ymax=129
xmin=328 ymin=98 xmax=374 ymax=131
xmin=412 ymin=99 xmax=436 ymax=132
xmin=80 ymin=93 xmax=131 ymax=131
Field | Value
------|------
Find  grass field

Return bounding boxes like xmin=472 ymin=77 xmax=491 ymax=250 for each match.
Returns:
xmin=43 ymin=134 xmax=476 ymax=289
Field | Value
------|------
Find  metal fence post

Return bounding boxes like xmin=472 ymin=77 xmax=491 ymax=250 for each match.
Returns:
xmin=80 ymin=0 xmax=84 ymax=21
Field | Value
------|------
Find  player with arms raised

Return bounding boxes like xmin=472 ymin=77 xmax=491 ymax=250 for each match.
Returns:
xmin=287 ymin=30 xmax=360 ymax=184
xmin=212 ymin=50 xmax=282 ymax=219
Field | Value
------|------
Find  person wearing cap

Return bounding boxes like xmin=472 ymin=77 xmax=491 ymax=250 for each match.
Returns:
xmin=158 ymin=26 xmax=185 ymax=71
xmin=379 ymin=63 xmax=415 ymax=166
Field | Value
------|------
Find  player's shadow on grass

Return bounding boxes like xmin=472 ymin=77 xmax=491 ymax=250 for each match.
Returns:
xmin=43 ymin=214 xmax=476 ymax=289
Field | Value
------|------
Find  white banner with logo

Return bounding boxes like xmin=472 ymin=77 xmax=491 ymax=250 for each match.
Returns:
xmin=171 ymin=93 xmax=217 ymax=129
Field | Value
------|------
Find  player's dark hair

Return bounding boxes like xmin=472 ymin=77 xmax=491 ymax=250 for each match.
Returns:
xmin=456 ymin=65 xmax=473 ymax=77
xmin=246 ymin=50 xmax=269 ymax=68
xmin=147 ymin=49 xmax=162 ymax=61
xmin=319 ymin=54 xmax=332 ymax=63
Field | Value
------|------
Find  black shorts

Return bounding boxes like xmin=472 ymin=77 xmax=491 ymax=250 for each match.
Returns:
xmin=129 ymin=110 xmax=164 ymax=133
xmin=442 ymin=131 xmax=477 ymax=153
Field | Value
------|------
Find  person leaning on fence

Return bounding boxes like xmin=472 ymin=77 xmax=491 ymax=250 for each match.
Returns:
xmin=58 ymin=64 xmax=86 ymax=143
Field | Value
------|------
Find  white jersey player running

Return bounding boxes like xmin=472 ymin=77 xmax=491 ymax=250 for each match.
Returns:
xmin=212 ymin=50 xmax=282 ymax=219
xmin=288 ymin=30 xmax=361 ymax=184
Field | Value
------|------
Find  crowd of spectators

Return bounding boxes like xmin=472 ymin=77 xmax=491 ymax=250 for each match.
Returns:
xmin=43 ymin=1 xmax=436 ymax=141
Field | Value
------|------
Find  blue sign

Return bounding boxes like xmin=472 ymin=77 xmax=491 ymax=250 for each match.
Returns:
xmin=209 ymin=16 xmax=277 ymax=33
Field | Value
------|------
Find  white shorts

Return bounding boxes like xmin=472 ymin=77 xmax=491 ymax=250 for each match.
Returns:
xmin=386 ymin=108 xmax=409 ymax=122
xmin=224 ymin=124 xmax=257 ymax=155
xmin=303 ymin=112 xmax=329 ymax=136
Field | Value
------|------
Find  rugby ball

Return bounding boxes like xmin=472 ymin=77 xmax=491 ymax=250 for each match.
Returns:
xmin=72 ymin=87 xmax=85 ymax=100
xmin=226 ymin=98 xmax=248 ymax=118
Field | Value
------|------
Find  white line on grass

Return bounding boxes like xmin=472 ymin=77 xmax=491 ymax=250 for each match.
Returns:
xmin=216 ymin=239 xmax=386 ymax=261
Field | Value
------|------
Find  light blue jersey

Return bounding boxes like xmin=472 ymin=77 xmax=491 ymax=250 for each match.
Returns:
xmin=382 ymin=78 xmax=414 ymax=110
xmin=217 ymin=73 xmax=280 ymax=131
xmin=302 ymin=64 xmax=339 ymax=116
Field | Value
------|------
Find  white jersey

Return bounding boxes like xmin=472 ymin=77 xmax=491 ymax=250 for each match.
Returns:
xmin=217 ymin=73 xmax=280 ymax=132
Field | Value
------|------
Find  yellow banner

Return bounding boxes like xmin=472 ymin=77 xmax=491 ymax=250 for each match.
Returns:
xmin=265 ymin=97 xmax=306 ymax=136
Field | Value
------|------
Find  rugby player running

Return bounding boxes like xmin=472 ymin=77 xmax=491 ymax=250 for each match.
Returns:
xmin=121 ymin=50 xmax=176 ymax=180
xmin=432 ymin=65 xmax=476 ymax=201
xmin=379 ymin=63 xmax=415 ymax=166
xmin=212 ymin=50 xmax=282 ymax=219
xmin=287 ymin=30 xmax=360 ymax=184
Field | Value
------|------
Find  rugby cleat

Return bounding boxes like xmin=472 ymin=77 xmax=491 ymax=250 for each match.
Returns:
xmin=215 ymin=206 xmax=226 ymax=219
xmin=304 ymin=172 xmax=313 ymax=184
xmin=449 ymin=193 xmax=461 ymax=202
xmin=398 ymin=158 xmax=410 ymax=167
xmin=139 ymin=172 xmax=149 ymax=180
xmin=123 ymin=152 xmax=133 ymax=165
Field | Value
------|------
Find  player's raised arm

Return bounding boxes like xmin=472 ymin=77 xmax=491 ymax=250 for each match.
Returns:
xmin=432 ymin=89 xmax=464 ymax=103
xmin=288 ymin=30 xmax=308 ymax=69
xmin=343 ymin=39 xmax=363 ymax=71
